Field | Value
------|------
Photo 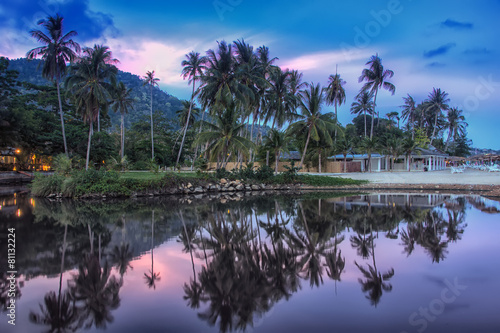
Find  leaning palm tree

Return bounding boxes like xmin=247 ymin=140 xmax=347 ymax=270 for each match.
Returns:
xmin=358 ymin=54 xmax=396 ymax=139
xmin=350 ymin=91 xmax=374 ymax=137
xmin=425 ymin=88 xmax=450 ymax=145
xmin=27 ymin=14 xmax=81 ymax=156
xmin=143 ymin=71 xmax=160 ymax=160
xmin=177 ymin=51 xmax=207 ymax=168
xmin=66 ymin=45 xmax=117 ymax=170
xmin=110 ymin=81 xmax=134 ymax=160
xmin=400 ymin=94 xmax=417 ymax=139
xmin=288 ymin=83 xmax=336 ymax=169
xmin=444 ymin=107 xmax=467 ymax=151
xmin=324 ymin=70 xmax=346 ymax=138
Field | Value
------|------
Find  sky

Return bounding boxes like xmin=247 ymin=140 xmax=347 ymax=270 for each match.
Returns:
xmin=1 ymin=0 xmax=499 ymax=149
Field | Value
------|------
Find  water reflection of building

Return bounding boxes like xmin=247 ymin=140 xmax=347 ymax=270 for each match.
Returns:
xmin=327 ymin=193 xmax=449 ymax=209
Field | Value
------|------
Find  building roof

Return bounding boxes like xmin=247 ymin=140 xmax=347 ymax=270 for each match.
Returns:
xmin=327 ymin=153 xmax=385 ymax=160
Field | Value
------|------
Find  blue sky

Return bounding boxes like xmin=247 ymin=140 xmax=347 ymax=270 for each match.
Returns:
xmin=1 ymin=0 xmax=499 ymax=149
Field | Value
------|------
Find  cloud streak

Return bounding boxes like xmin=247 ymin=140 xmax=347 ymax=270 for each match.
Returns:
xmin=441 ymin=19 xmax=473 ymax=30
xmin=423 ymin=43 xmax=456 ymax=58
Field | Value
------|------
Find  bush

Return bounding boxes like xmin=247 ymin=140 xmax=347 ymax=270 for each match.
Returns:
xmin=254 ymin=164 xmax=274 ymax=181
xmin=52 ymin=154 xmax=72 ymax=176
xmin=282 ymin=161 xmax=301 ymax=183
xmin=215 ymin=168 xmax=232 ymax=180
xmin=31 ymin=173 xmax=64 ymax=196
xmin=131 ymin=160 xmax=149 ymax=170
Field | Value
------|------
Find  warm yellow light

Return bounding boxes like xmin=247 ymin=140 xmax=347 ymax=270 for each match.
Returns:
xmin=16 ymin=209 xmax=21 ymax=217
xmin=30 ymin=198 xmax=35 ymax=207
xmin=15 ymin=149 xmax=21 ymax=154
xmin=0 ymin=205 xmax=2 ymax=210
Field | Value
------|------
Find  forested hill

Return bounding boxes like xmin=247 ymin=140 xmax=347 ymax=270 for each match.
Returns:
xmin=7 ymin=57 xmax=184 ymax=129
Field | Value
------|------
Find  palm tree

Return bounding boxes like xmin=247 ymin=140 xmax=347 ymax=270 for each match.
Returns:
xmin=264 ymin=68 xmax=297 ymax=130
xmin=360 ymin=136 xmax=378 ymax=172
xmin=194 ymin=105 xmax=255 ymax=168
xmin=110 ymin=81 xmax=134 ymax=160
xmin=386 ymin=111 xmax=400 ymax=128
xmin=384 ymin=136 xmax=403 ymax=171
xmin=336 ymin=135 xmax=354 ymax=173
xmin=288 ymin=83 xmax=336 ymax=169
xmin=263 ymin=129 xmax=289 ymax=172
xmin=358 ymin=54 xmax=396 ymax=139
xmin=178 ymin=51 xmax=207 ymax=169
xmin=402 ymin=136 xmax=418 ymax=171
xmin=66 ymin=45 xmax=117 ymax=170
xmin=400 ymin=94 xmax=417 ymax=139
xmin=143 ymin=70 xmax=160 ymax=160
xmin=444 ymin=107 xmax=467 ymax=151
xmin=324 ymin=69 xmax=346 ymax=138
xmin=350 ymin=91 xmax=374 ymax=137
xmin=27 ymin=14 xmax=81 ymax=156
xmin=425 ymin=88 xmax=450 ymax=145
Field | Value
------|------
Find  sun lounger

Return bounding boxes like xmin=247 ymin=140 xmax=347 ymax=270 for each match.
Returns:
xmin=451 ymin=166 xmax=464 ymax=173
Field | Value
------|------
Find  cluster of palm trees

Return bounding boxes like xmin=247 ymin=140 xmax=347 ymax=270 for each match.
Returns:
xmin=27 ymin=14 xmax=469 ymax=173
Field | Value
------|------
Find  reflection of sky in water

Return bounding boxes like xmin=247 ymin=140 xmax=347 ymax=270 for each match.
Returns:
xmin=1 ymin=194 xmax=499 ymax=333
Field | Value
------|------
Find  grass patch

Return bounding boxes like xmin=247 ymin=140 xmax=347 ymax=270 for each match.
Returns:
xmin=120 ymin=171 xmax=199 ymax=180
xmin=298 ymin=175 xmax=368 ymax=187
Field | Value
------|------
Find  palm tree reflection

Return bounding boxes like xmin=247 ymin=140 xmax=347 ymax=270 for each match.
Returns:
xmin=144 ymin=209 xmax=161 ymax=289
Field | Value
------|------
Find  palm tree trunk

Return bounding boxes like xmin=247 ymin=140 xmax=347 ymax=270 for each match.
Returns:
xmin=191 ymin=108 xmax=206 ymax=171
xmin=364 ymin=109 xmax=367 ymax=137
xmin=150 ymin=85 xmax=154 ymax=160
xmin=444 ymin=128 xmax=453 ymax=151
xmin=177 ymin=82 xmax=196 ymax=169
xmin=370 ymin=89 xmax=379 ymax=139
xmin=368 ymin=151 xmax=372 ymax=172
xmin=85 ymin=121 xmax=92 ymax=170
xmin=430 ymin=112 xmax=439 ymax=145
xmin=97 ymin=109 xmax=100 ymax=132
xmin=275 ymin=151 xmax=279 ymax=173
xmin=56 ymin=80 xmax=68 ymax=156
xmin=318 ymin=151 xmax=322 ymax=173
xmin=299 ymin=126 xmax=312 ymax=169
xmin=121 ymin=113 xmax=125 ymax=160
xmin=266 ymin=150 xmax=270 ymax=167
xmin=343 ymin=154 xmax=347 ymax=173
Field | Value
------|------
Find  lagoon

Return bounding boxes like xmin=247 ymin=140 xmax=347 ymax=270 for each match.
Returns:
xmin=1 ymin=191 xmax=499 ymax=333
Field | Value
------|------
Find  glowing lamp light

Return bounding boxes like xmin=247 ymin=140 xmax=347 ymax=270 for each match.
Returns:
xmin=15 ymin=149 xmax=21 ymax=154
xmin=17 ymin=209 xmax=21 ymax=217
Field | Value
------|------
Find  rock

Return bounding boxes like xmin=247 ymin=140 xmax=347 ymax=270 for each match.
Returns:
xmin=220 ymin=198 xmax=227 ymax=204
xmin=187 ymin=182 xmax=193 ymax=189
xmin=47 ymin=193 xmax=56 ymax=198
xmin=251 ymin=185 xmax=260 ymax=190
xmin=220 ymin=178 xmax=227 ymax=185
xmin=227 ymin=186 xmax=235 ymax=191
xmin=245 ymin=186 xmax=252 ymax=191
xmin=194 ymin=187 xmax=204 ymax=193
xmin=236 ymin=184 xmax=245 ymax=191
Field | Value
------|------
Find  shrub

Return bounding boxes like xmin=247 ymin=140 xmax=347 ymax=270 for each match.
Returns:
xmin=52 ymin=154 xmax=72 ymax=176
xmin=282 ymin=161 xmax=301 ymax=183
xmin=254 ymin=164 xmax=274 ymax=181
xmin=215 ymin=168 xmax=232 ymax=180
xmin=31 ymin=173 xmax=64 ymax=196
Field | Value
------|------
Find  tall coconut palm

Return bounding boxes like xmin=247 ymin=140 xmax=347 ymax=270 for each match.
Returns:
xmin=425 ymin=88 xmax=450 ymax=145
xmin=402 ymin=136 xmax=418 ymax=171
xmin=358 ymin=54 xmax=396 ymax=139
xmin=143 ymin=71 xmax=160 ymax=160
xmin=444 ymin=107 xmax=467 ymax=151
xmin=288 ymin=83 xmax=336 ymax=169
xmin=324 ymin=70 xmax=346 ymax=138
xmin=66 ymin=45 xmax=117 ymax=170
xmin=400 ymin=94 xmax=417 ymax=139
xmin=110 ymin=81 xmax=134 ymax=160
xmin=350 ymin=91 xmax=374 ymax=137
xmin=27 ymin=14 xmax=81 ymax=156
xmin=178 ymin=51 xmax=207 ymax=168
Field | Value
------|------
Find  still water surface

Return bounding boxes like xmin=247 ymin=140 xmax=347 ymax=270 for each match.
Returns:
xmin=1 ymin=192 xmax=499 ymax=333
